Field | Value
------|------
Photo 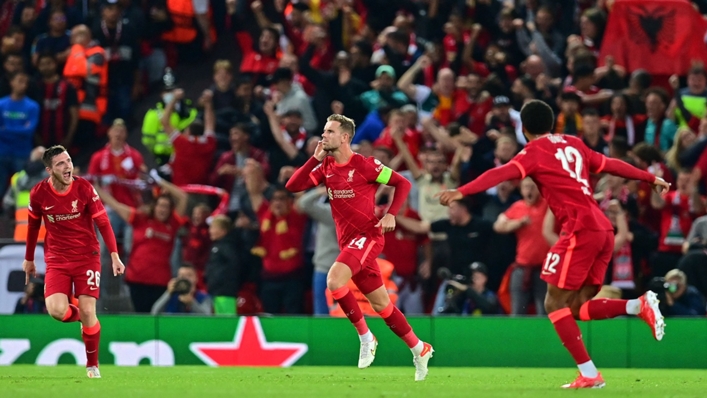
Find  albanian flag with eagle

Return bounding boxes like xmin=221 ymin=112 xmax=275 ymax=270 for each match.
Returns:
xmin=599 ymin=0 xmax=707 ymax=75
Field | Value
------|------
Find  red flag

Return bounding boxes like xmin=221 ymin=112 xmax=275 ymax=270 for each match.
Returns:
xmin=599 ymin=0 xmax=707 ymax=75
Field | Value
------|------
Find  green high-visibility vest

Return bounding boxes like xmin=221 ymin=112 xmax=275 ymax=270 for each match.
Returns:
xmin=142 ymin=102 xmax=198 ymax=158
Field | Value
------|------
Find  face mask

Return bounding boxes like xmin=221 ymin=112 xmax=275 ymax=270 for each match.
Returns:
xmin=162 ymin=93 xmax=174 ymax=104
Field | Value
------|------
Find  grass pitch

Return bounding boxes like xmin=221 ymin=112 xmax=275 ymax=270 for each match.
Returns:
xmin=1 ymin=366 xmax=704 ymax=398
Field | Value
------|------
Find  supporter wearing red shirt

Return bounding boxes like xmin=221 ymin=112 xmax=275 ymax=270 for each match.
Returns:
xmin=493 ymin=177 xmax=550 ymax=316
xmin=161 ymin=89 xmax=217 ymax=186
xmin=374 ymin=109 xmax=422 ymax=166
xmin=182 ymin=204 xmax=212 ymax=290
xmin=88 ymin=119 xmax=145 ymax=208
xmin=95 ymin=173 xmax=189 ymax=313
xmin=454 ymin=73 xmax=493 ymax=136
xmin=251 ymin=187 xmax=308 ymax=314
xmin=240 ymin=27 xmax=280 ymax=86
xmin=650 ymin=169 xmax=706 ymax=277
xmin=209 ymin=123 xmax=270 ymax=193
xmin=629 ymin=143 xmax=676 ymax=233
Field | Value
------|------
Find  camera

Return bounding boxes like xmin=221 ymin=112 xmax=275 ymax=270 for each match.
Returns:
xmin=436 ymin=268 xmax=469 ymax=314
xmin=173 ymin=278 xmax=192 ymax=295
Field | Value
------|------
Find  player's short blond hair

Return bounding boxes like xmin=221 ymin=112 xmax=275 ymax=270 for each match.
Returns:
xmin=211 ymin=215 xmax=232 ymax=232
xmin=327 ymin=114 xmax=356 ymax=141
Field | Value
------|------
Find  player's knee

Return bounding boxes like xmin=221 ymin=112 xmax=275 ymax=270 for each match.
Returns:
xmin=78 ymin=303 xmax=95 ymax=321
xmin=326 ymin=263 xmax=350 ymax=291
xmin=544 ymin=294 xmax=564 ymax=314
xmin=47 ymin=303 xmax=68 ymax=321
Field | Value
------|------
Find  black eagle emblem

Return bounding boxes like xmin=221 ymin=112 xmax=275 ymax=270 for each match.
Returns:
xmin=627 ymin=6 xmax=677 ymax=53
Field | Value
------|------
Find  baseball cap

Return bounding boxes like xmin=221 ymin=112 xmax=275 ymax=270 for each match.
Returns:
xmin=470 ymin=262 xmax=488 ymax=276
xmin=376 ymin=65 xmax=396 ymax=79
xmin=492 ymin=95 xmax=511 ymax=107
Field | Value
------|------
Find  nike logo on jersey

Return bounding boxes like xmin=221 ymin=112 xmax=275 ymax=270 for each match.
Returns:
xmin=44 ymin=206 xmax=54 ymax=210
xmin=326 ymin=174 xmax=334 ymax=178
xmin=89 ymin=286 xmax=98 ymax=291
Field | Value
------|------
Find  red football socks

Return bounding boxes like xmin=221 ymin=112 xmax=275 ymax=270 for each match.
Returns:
xmin=377 ymin=302 xmax=418 ymax=348
xmin=82 ymin=321 xmax=101 ymax=368
xmin=61 ymin=304 xmax=80 ymax=323
xmin=579 ymin=299 xmax=629 ymax=321
xmin=549 ymin=308 xmax=591 ymax=365
xmin=330 ymin=286 xmax=370 ymax=335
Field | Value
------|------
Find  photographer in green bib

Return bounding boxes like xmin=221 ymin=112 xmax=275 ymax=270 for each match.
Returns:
xmin=670 ymin=65 xmax=707 ymax=131
xmin=142 ymin=68 xmax=198 ymax=168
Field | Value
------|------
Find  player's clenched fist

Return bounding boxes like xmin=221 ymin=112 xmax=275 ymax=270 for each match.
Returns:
xmin=375 ymin=213 xmax=396 ymax=233
xmin=436 ymin=189 xmax=463 ymax=206
xmin=652 ymin=176 xmax=671 ymax=195
xmin=22 ymin=260 xmax=36 ymax=285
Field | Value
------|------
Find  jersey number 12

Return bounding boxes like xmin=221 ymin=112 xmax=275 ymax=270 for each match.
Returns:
xmin=555 ymin=147 xmax=590 ymax=193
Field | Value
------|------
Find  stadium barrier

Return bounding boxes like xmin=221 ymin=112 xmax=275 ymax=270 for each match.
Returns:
xmin=1 ymin=315 xmax=705 ymax=367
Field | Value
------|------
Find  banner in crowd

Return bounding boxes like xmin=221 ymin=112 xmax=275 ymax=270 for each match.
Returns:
xmin=599 ymin=0 xmax=707 ymax=75
xmin=1 ymin=315 xmax=706 ymax=368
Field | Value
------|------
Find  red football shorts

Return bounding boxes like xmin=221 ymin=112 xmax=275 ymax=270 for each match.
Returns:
xmin=336 ymin=234 xmax=385 ymax=295
xmin=540 ymin=229 xmax=614 ymax=291
xmin=44 ymin=257 xmax=102 ymax=299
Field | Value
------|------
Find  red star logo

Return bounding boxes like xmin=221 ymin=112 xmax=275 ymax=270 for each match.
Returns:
xmin=189 ymin=317 xmax=308 ymax=367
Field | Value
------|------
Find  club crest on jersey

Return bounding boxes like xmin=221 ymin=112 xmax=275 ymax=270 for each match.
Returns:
xmin=347 ymin=169 xmax=355 ymax=182
xmin=327 ymin=188 xmax=333 ymax=200
xmin=46 ymin=214 xmax=55 ymax=223
xmin=71 ymin=200 xmax=78 ymax=213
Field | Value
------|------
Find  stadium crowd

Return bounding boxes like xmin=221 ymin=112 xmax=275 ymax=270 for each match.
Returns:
xmin=3 ymin=0 xmax=707 ymax=318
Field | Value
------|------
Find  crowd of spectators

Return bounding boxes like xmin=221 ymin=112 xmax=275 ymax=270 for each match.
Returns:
xmin=5 ymin=0 xmax=707 ymax=318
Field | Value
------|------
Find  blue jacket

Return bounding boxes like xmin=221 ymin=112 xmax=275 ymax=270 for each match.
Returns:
xmin=0 ymin=96 xmax=40 ymax=158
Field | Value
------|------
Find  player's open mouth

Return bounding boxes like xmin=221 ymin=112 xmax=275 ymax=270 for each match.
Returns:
xmin=63 ymin=172 xmax=71 ymax=179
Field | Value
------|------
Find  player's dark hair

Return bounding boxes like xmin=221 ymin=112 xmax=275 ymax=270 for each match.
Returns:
xmin=42 ymin=145 xmax=67 ymax=167
xmin=327 ymin=114 xmax=356 ymax=142
xmin=632 ymin=142 xmax=663 ymax=164
xmin=520 ymin=100 xmax=554 ymax=135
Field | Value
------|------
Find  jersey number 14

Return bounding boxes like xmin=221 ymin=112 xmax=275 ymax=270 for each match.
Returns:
xmin=555 ymin=147 xmax=591 ymax=195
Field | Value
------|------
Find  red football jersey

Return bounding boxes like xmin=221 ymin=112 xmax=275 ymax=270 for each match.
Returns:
xmin=510 ymin=134 xmax=613 ymax=233
xmin=309 ymin=153 xmax=392 ymax=248
xmin=28 ymin=177 xmax=106 ymax=263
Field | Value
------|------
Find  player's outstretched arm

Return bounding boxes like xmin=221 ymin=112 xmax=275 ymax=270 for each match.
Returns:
xmin=599 ymin=157 xmax=670 ymax=194
xmin=437 ymin=162 xmax=523 ymax=206
xmin=286 ymin=142 xmax=327 ymax=193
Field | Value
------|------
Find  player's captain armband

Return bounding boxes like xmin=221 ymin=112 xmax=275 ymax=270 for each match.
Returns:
xmin=375 ymin=166 xmax=393 ymax=184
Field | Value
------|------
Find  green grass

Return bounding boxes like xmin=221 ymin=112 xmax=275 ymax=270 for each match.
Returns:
xmin=1 ymin=366 xmax=704 ymax=398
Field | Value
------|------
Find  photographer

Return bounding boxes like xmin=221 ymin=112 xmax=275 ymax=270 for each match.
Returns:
xmin=433 ymin=262 xmax=500 ymax=316
xmin=650 ymin=269 xmax=706 ymax=317
xmin=14 ymin=278 xmax=47 ymax=314
xmin=151 ymin=265 xmax=212 ymax=315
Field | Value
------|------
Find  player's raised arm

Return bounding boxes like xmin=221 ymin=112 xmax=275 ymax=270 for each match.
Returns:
xmin=437 ymin=162 xmax=523 ymax=206
xmin=285 ymin=141 xmax=327 ymax=192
